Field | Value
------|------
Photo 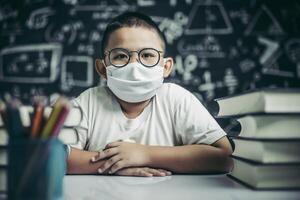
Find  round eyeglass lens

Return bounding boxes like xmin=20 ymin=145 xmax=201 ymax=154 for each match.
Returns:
xmin=109 ymin=48 xmax=130 ymax=67
xmin=139 ymin=48 xmax=160 ymax=67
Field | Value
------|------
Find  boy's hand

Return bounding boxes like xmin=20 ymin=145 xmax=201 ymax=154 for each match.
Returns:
xmin=90 ymin=141 xmax=151 ymax=174
xmin=115 ymin=167 xmax=171 ymax=177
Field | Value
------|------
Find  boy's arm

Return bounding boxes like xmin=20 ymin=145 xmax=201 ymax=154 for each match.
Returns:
xmin=146 ymin=136 xmax=233 ymax=173
xmin=67 ymin=147 xmax=172 ymax=176
xmin=67 ymin=147 xmax=106 ymax=174
xmin=93 ymin=136 xmax=233 ymax=174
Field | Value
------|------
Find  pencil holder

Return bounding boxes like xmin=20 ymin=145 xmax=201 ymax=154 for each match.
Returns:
xmin=8 ymin=138 xmax=66 ymax=200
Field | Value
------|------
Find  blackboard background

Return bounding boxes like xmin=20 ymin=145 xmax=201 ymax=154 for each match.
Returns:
xmin=1 ymin=0 xmax=300 ymax=133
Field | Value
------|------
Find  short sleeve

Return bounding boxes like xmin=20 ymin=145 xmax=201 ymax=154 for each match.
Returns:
xmin=68 ymin=97 xmax=89 ymax=150
xmin=173 ymin=88 xmax=226 ymax=145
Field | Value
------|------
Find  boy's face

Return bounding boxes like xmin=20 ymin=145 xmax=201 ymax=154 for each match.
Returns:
xmin=95 ymin=27 xmax=173 ymax=79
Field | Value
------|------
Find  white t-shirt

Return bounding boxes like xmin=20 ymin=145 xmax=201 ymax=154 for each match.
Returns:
xmin=69 ymin=83 xmax=226 ymax=151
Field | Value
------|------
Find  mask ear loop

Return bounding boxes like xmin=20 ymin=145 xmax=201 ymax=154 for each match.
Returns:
xmin=103 ymin=60 xmax=112 ymax=76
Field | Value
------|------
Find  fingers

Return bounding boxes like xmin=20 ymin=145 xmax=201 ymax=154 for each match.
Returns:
xmin=157 ymin=169 xmax=172 ymax=176
xmin=137 ymin=169 xmax=153 ymax=177
xmin=116 ymin=168 xmax=153 ymax=177
xmin=114 ymin=167 xmax=172 ymax=177
xmin=98 ymin=156 xmax=124 ymax=174
xmin=144 ymin=168 xmax=172 ymax=176
xmin=91 ymin=147 xmax=118 ymax=162
xmin=143 ymin=168 xmax=164 ymax=176
xmin=109 ymin=160 xmax=129 ymax=174
xmin=105 ymin=141 xmax=122 ymax=149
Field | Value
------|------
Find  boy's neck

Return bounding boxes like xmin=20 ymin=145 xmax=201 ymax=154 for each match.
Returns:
xmin=116 ymin=98 xmax=151 ymax=119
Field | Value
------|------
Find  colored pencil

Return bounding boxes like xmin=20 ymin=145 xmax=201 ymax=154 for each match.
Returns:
xmin=30 ymin=98 xmax=46 ymax=138
xmin=41 ymin=98 xmax=63 ymax=139
xmin=50 ymin=98 xmax=71 ymax=137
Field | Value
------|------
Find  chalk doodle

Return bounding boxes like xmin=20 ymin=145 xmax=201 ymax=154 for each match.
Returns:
xmin=137 ymin=0 xmax=155 ymax=7
xmin=223 ymin=68 xmax=238 ymax=95
xmin=285 ymin=39 xmax=300 ymax=78
xmin=77 ymin=44 xmax=95 ymax=56
xmin=177 ymin=35 xmax=226 ymax=58
xmin=185 ymin=0 xmax=233 ymax=35
xmin=170 ymin=0 xmax=192 ymax=6
xmin=258 ymin=37 xmax=279 ymax=66
xmin=69 ymin=0 xmax=134 ymax=15
xmin=285 ymin=39 xmax=300 ymax=63
xmin=239 ymin=59 xmax=256 ymax=73
xmin=262 ymin=51 xmax=294 ymax=77
xmin=61 ymin=55 xmax=93 ymax=91
xmin=198 ymin=71 xmax=217 ymax=100
xmin=173 ymin=54 xmax=198 ymax=82
xmin=0 ymin=5 xmax=22 ymax=37
xmin=45 ymin=22 xmax=82 ymax=44
xmin=63 ymin=0 xmax=78 ymax=5
xmin=0 ymin=43 xmax=62 ymax=83
xmin=229 ymin=9 xmax=250 ymax=25
xmin=26 ymin=7 xmax=55 ymax=30
xmin=0 ymin=5 xmax=18 ymax=21
xmin=159 ymin=11 xmax=188 ymax=44
xmin=244 ymin=5 xmax=285 ymax=36
xmin=199 ymin=58 xmax=210 ymax=68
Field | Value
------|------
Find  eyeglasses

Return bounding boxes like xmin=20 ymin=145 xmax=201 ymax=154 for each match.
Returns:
xmin=104 ymin=48 xmax=163 ymax=68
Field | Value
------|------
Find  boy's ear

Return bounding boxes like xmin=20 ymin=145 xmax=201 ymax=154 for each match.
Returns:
xmin=95 ymin=59 xmax=107 ymax=79
xmin=163 ymin=57 xmax=173 ymax=78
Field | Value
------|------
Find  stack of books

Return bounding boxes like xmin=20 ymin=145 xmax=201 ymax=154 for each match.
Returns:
xmin=214 ymin=89 xmax=300 ymax=189
xmin=0 ymin=98 xmax=82 ymax=195
xmin=0 ymin=119 xmax=8 ymax=194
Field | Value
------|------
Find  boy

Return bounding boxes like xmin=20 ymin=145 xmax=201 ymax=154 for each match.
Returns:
xmin=65 ymin=12 xmax=233 ymax=177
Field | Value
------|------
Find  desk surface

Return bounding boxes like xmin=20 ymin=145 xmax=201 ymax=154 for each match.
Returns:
xmin=64 ymin=174 xmax=300 ymax=200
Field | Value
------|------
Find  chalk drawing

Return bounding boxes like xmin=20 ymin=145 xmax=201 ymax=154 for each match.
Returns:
xmin=177 ymin=35 xmax=225 ymax=58
xmin=285 ymin=39 xmax=300 ymax=78
xmin=262 ymin=51 xmax=294 ymax=77
xmin=239 ymin=59 xmax=256 ymax=73
xmin=137 ymin=0 xmax=155 ymax=6
xmin=0 ymin=43 xmax=62 ymax=83
xmin=258 ymin=37 xmax=279 ymax=65
xmin=198 ymin=71 xmax=216 ymax=100
xmin=61 ymin=55 xmax=93 ymax=91
xmin=26 ymin=7 xmax=55 ymax=29
xmin=223 ymin=68 xmax=238 ymax=94
xmin=185 ymin=0 xmax=233 ymax=35
xmin=244 ymin=5 xmax=284 ymax=36
xmin=159 ymin=12 xmax=188 ymax=44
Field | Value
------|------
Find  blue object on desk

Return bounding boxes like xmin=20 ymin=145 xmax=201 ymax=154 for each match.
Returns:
xmin=8 ymin=138 xmax=66 ymax=200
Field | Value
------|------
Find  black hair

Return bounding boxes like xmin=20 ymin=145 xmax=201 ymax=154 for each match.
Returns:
xmin=100 ymin=11 xmax=166 ymax=58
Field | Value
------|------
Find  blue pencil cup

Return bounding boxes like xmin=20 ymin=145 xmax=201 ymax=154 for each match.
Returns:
xmin=8 ymin=138 xmax=66 ymax=200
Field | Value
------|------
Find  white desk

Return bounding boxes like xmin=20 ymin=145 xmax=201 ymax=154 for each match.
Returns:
xmin=64 ymin=174 xmax=300 ymax=200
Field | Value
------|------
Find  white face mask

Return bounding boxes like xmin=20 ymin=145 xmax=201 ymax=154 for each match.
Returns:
xmin=106 ymin=62 xmax=164 ymax=103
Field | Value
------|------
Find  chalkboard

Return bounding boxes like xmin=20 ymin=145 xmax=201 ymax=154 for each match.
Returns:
xmin=1 ymin=0 xmax=300 ymax=133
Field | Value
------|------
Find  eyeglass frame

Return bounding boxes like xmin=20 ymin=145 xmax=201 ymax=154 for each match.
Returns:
xmin=103 ymin=47 xmax=164 ymax=68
